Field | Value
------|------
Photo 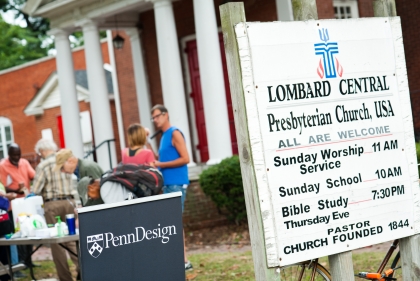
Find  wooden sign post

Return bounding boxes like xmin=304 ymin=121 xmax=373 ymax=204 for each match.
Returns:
xmin=221 ymin=1 xmax=420 ymax=280
xmin=373 ymin=3 xmax=420 ymax=280
xmin=220 ymin=3 xmax=279 ymax=280
xmin=373 ymin=0 xmax=397 ymax=17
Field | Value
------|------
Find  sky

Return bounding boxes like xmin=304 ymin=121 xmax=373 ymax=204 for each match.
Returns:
xmin=1 ymin=10 xmax=57 ymax=55
xmin=1 ymin=10 xmax=26 ymax=27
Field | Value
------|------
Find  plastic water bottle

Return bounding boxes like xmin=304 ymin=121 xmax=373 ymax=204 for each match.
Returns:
xmin=55 ymin=216 xmax=63 ymax=237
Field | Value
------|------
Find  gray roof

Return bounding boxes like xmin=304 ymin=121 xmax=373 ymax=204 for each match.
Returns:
xmin=74 ymin=70 xmax=114 ymax=94
xmin=52 ymin=69 xmax=113 ymax=93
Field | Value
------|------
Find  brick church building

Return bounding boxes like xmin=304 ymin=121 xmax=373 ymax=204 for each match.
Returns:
xmin=0 ymin=0 xmax=417 ymax=229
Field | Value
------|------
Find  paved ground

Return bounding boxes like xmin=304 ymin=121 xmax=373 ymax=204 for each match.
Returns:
xmin=32 ymin=246 xmax=53 ymax=261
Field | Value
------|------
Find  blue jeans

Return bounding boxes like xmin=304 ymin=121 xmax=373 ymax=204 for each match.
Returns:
xmin=163 ymin=185 xmax=188 ymax=212
xmin=10 ymin=245 xmax=18 ymax=265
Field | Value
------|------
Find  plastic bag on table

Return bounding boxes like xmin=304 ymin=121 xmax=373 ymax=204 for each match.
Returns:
xmin=18 ymin=214 xmax=47 ymax=237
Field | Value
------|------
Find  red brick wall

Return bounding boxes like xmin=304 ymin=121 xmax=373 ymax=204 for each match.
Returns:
xmin=183 ymin=181 xmax=228 ymax=230
xmin=0 ymin=42 xmax=112 ymax=157
xmin=316 ymin=0 xmax=335 ymax=19
xmin=139 ymin=11 xmax=162 ymax=110
xmin=73 ymin=48 xmax=87 ymax=70
xmin=101 ymin=41 xmax=111 ymax=65
xmin=213 ymin=0 xmax=278 ymax=22
xmin=357 ymin=0 xmax=374 ymax=17
xmin=113 ymin=31 xmax=140 ymax=144
xmin=396 ymin=2 xmax=420 ymax=133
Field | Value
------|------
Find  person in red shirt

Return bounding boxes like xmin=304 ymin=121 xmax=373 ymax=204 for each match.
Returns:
xmin=0 ymin=144 xmax=36 ymax=271
xmin=0 ymin=144 xmax=35 ymax=198
xmin=121 ymin=124 xmax=155 ymax=166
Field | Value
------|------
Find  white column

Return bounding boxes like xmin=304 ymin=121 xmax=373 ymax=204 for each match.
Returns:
xmin=79 ymin=20 xmax=117 ymax=170
xmin=125 ymin=28 xmax=156 ymax=152
xmin=151 ymin=0 xmax=195 ymax=165
xmin=193 ymin=0 xmax=232 ymax=165
xmin=276 ymin=0 xmax=294 ymax=21
xmin=48 ymin=29 xmax=84 ymax=158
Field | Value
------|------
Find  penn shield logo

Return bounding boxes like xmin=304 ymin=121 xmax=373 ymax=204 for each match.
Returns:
xmin=314 ymin=28 xmax=343 ymax=79
xmin=87 ymin=234 xmax=104 ymax=258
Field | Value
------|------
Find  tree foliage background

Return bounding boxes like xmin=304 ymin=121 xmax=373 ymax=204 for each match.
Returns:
xmin=0 ymin=0 xmax=49 ymax=33
xmin=0 ymin=0 xmax=102 ymax=70
xmin=0 ymin=0 xmax=49 ymax=70
xmin=0 ymin=16 xmax=48 ymax=70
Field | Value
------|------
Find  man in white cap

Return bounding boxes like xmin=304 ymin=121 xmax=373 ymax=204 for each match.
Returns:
xmin=54 ymin=149 xmax=103 ymax=206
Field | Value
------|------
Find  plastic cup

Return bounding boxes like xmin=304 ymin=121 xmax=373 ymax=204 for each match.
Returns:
xmin=66 ymin=214 xmax=76 ymax=235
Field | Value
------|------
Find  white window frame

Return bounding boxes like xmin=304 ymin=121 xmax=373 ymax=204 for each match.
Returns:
xmin=0 ymin=117 xmax=14 ymax=158
xmin=333 ymin=0 xmax=359 ymax=19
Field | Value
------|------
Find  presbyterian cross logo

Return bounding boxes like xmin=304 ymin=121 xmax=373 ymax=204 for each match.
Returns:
xmin=87 ymin=234 xmax=104 ymax=258
xmin=314 ymin=28 xmax=343 ymax=79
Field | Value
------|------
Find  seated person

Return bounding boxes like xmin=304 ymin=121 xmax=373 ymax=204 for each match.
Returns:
xmin=84 ymin=178 xmax=137 ymax=205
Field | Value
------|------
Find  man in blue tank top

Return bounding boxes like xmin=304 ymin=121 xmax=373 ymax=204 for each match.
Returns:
xmin=151 ymin=104 xmax=193 ymax=271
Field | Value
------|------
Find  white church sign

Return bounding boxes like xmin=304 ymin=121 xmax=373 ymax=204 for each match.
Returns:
xmin=235 ymin=17 xmax=420 ymax=266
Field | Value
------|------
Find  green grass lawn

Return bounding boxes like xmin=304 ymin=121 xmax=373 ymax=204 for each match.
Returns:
xmin=187 ymin=251 xmax=255 ymax=280
xmin=14 ymin=249 xmax=399 ymax=280
xmin=353 ymin=251 xmax=401 ymax=280
xmin=187 ymin=250 xmax=399 ymax=281
xmin=16 ymin=260 xmax=77 ymax=281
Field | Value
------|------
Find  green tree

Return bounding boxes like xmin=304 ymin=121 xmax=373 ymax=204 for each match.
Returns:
xmin=0 ymin=0 xmax=107 ymax=69
xmin=0 ymin=0 xmax=49 ymax=35
xmin=0 ymin=15 xmax=47 ymax=70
